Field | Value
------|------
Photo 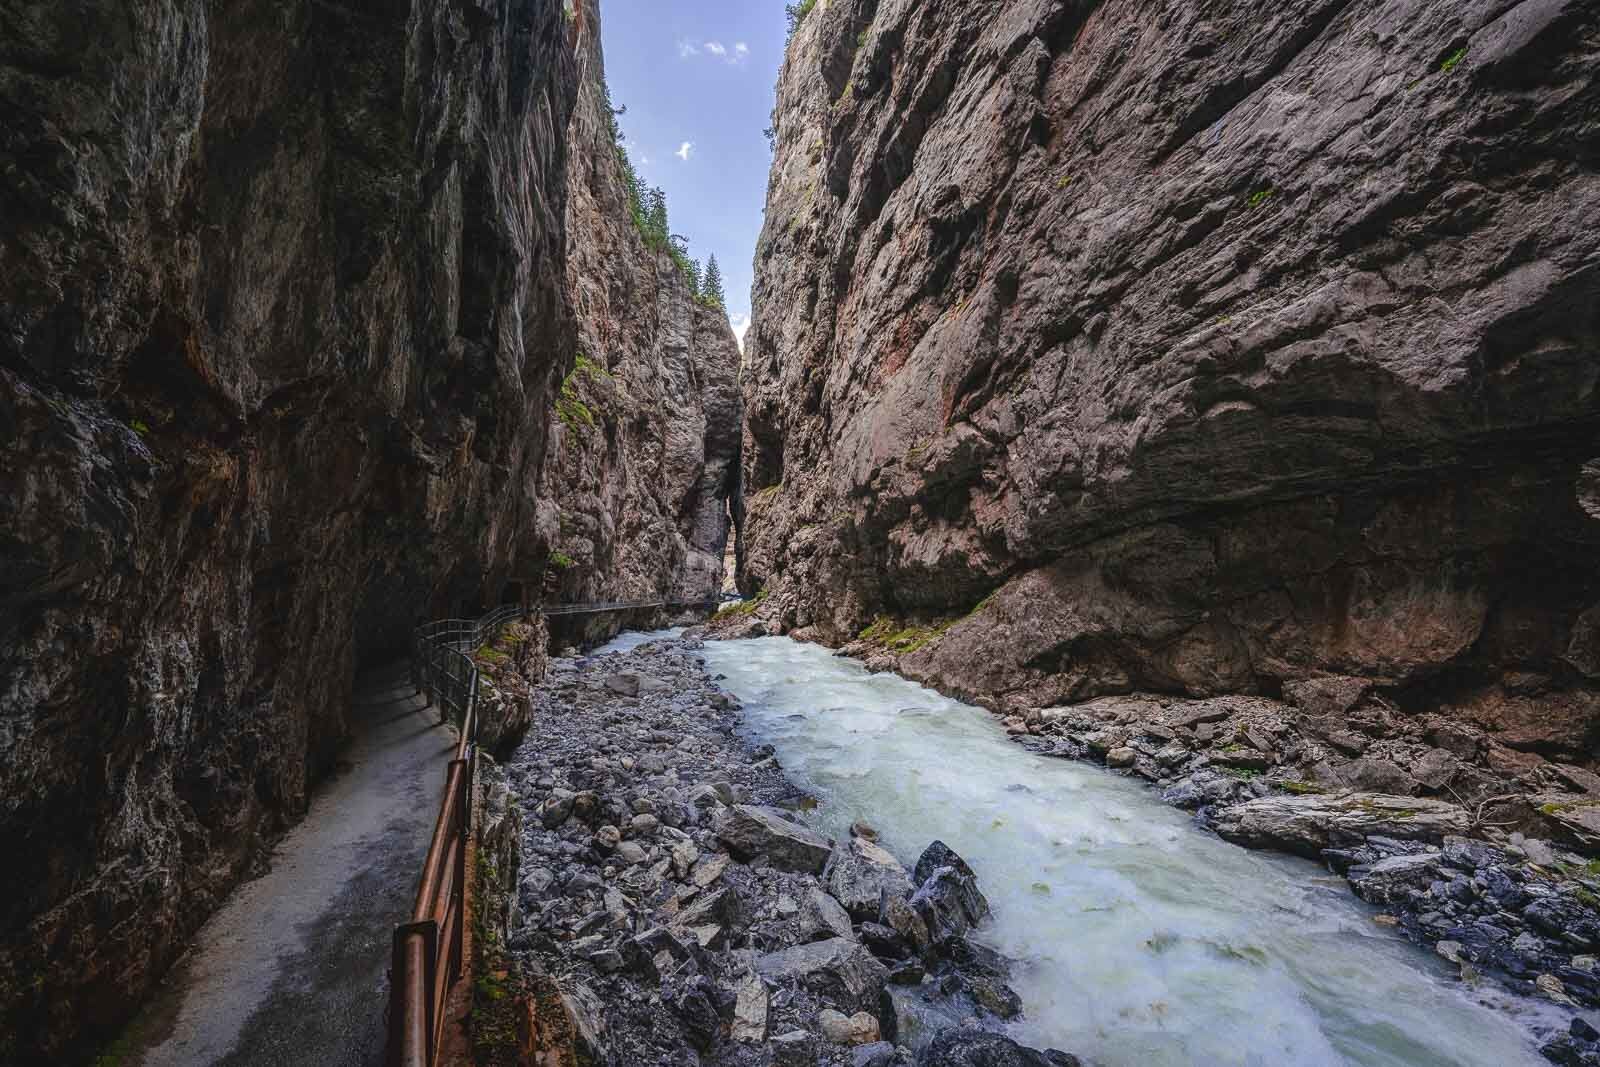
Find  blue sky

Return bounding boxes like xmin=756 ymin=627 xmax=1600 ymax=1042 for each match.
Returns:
xmin=598 ymin=0 xmax=791 ymax=347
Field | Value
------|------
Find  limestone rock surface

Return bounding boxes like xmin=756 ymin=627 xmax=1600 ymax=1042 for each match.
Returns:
xmin=542 ymin=0 xmax=743 ymax=646
xmin=738 ymin=0 xmax=1600 ymax=760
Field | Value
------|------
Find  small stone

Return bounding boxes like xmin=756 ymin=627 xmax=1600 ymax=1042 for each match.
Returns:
xmin=691 ymin=851 xmax=731 ymax=888
xmin=799 ymin=887 xmax=855 ymax=942
xmin=1174 ymin=704 xmax=1230 ymax=729
xmin=1106 ymin=747 xmax=1137 ymax=769
xmin=677 ymin=886 xmax=741 ymax=929
xmin=616 ymin=841 xmax=648 ymax=865
xmin=1523 ymin=838 xmax=1558 ymax=866
xmin=687 ymin=923 xmax=725 ymax=949
xmin=719 ymin=804 xmax=833 ymax=872
xmin=772 ymin=1030 xmax=818 ymax=1066
xmin=594 ymin=825 xmax=621 ymax=852
xmin=605 ymin=672 xmax=668 ymax=696
xmin=540 ymin=788 xmax=577 ymax=829
xmin=572 ymin=790 xmax=600 ymax=823
xmin=880 ymin=893 xmax=931 ymax=956
xmin=819 ymin=1008 xmax=881 ymax=1046
xmin=671 ymin=840 xmax=700 ymax=879
xmin=690 ymin=783 xmax=725 ymax=810
xmin=732 ymin=974 xmax=769 ymax=1042
xmin=1435 ymin=940 xmax=1465 ymax=964
xmin=631 ymin=813 xmax=660 ymax=836
xmin=886 ymin=959 xmax=925 ymax=985
xmin=1537 ymin=973 xmax=1576 ymax=1005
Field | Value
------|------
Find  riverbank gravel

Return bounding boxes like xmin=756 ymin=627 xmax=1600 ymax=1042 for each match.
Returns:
xmin=503 ymin=633 xmax=1075 ymax=1066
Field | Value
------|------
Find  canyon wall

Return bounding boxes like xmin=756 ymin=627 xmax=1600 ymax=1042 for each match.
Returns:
xmin=0 ymin=1 xmax=583 ymax=1058
xmin=542 ymin=0 xmax=743 ymax=644
xmin=740 ymin=0 xmax=1600 ymax=763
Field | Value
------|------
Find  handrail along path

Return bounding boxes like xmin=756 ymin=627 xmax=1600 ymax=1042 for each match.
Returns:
xmin=389 ymin=604 xmax=520 ymax=1067
xmin=389 ymin=597 xmax=713 ymax=1065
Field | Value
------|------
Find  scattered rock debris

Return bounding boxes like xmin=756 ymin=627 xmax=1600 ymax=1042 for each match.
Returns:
xmin=503 ymin=632 xmax=1078 ymax=1066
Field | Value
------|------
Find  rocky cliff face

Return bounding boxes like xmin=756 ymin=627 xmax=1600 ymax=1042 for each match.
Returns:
xmin=543 ymin=0 xmax=743 ymax=645
xmin=0 ymin=0 xmax=578 ymax=1057
xmin=741 ymin=2 xmax=1600 ymax=777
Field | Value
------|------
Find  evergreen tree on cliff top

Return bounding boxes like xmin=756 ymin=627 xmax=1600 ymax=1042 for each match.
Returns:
xmin=702 ymin=255 xmax=726 ymax=310
xmin=643 ymin=187 xmax=669 ymax=250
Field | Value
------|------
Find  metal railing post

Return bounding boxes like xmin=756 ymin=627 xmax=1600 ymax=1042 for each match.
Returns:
xmin=450 ymin=758 xmax=468 ymax=982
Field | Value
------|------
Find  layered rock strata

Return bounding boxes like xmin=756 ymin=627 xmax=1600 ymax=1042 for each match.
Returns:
xmin=541 ymin=0 xmax=743 ymax=646
xmin=738 ymin=0 xmax=1600 ymax=768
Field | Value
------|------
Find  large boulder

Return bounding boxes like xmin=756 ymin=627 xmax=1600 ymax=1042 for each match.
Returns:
xmin=719 ymin=805 xmax=833 ymax=873
xmin=1210 ymin=792 xmax=1469 ymax=858
xmin=1346 ymin=853 xmax=1444 ymax=907
xmin=799 ymin=887 xmax=856 ymax=943
xmin=827 ymin=835 xmax=915 ymax=919
xmin=604 ymin=672 xmax=669 ymax=697
xmin=755 ymin=937 xmax=890 ymax=1014
xmin=916 ymin=1028 xmax=1081 ymax=1067
xmin=879 ymin=984 xmax=964 ymax=1052
xmin=909 ymin=842 xmax=992 ymax=947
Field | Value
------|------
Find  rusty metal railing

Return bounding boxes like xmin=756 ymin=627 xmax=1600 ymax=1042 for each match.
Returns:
xmin=389 ymin=603 xmax=523 ymax=1067
xmin=388 ymin=597 xmax=717 ymax=1064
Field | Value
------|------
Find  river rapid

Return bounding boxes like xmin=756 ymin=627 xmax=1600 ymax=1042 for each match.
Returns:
xmin=691 ymin=634 xmax=1566 ymax=1067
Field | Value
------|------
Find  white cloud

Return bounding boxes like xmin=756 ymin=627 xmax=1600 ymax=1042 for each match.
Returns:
xmin=731 ymin=313 xmax=751 ymax=350
xmin=684 ymin=39 xmax=749 ymax=66
xmin=675 ymin=141 xmax=694 ymax=161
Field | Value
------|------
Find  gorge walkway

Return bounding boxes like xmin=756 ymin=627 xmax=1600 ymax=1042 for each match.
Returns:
xmin=123 ymin=663 xmax=453 ymax=1067
xmin=118 ymin=598 xmax=715 ymax=1066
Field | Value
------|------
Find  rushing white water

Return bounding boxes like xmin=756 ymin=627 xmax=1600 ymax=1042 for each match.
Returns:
xmin=697 ymin=635 xmax=1565 ymax=1067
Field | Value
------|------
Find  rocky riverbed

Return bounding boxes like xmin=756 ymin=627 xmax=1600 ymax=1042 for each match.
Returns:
xmin=501 ymin=631 xmax=1079 ymax=1066
xmin=1004 ymin=696 xmax=1600 ymax=1038
xmin=699 ymin=614 xmax=1600 ymax=1064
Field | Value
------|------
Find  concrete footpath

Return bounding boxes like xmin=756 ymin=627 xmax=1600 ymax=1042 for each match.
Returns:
xmin=126 ymin=662 xmax=455 ymax=1067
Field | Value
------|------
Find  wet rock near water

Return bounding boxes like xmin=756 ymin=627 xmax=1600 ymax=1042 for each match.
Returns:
xmin=1002 ymin=685 xmax=1600 ymax=1040
xmin=505 ymin=633 xmax=1074 ymax=1065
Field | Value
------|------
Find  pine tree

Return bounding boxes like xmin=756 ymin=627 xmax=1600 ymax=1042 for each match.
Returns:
xmin=702 ymin=255 xmax=726 ymax=310
xmin=644 ymin=187 xmax=669 ymax=249
xmin=618 ymin=146 xmax=647 ymax=231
